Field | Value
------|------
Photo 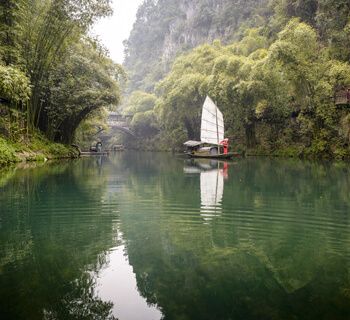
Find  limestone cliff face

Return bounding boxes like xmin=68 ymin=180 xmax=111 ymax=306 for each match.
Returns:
xmin=162 ymin=0 xmax=235 ymax=62
xmin=124 ymin=0 xmax=268 ymax=92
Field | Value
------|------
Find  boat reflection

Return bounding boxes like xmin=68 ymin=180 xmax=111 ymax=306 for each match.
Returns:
xmin=184 ymin=159 xmax=229 ymax=221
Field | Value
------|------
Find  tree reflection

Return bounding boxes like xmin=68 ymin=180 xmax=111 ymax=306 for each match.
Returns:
xmin=43 ymin=272 xmax=117 ymax=320
xmin=1 ymin=154 xmax=350 ymax=320
xmin=0 ymin=159 xmax=120 ymax=320
xmin=116 ymin=154 xmax=350 ymax=320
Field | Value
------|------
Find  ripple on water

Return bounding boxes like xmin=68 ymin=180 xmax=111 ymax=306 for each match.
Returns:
xmin=1 ymin=155 xmax=350 ymax=320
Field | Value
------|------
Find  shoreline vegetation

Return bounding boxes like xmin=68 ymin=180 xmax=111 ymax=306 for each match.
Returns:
xmin=120 ymin=1 xmax=350 ymax=158
xmin=0 ymin=0 xmax=123 ymax=167
xmin=2 ymin=136 xmax=349 ymax=169
xmin=1 ymin=1 xmax=350 ymax=163
xmin=0 ymin=128 xmax=349 ymax=168
xmin=0 ymin=133 xmax=78 ymax=167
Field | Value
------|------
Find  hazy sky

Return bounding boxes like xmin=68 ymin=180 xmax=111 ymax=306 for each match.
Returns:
xmin=92 ymin=0 xmax=143 ymax=64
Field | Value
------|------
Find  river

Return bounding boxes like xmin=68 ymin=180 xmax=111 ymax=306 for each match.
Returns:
xmin=0 ymin=152 xmax=350 ymax=319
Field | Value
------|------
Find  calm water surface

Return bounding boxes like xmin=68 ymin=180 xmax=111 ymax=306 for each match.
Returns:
xmin=0 ymin=152 xmax=350 ymax=320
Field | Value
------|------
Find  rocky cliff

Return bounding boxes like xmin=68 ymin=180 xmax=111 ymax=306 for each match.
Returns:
xmin=123 ymin=0 xmax=270 ymax=93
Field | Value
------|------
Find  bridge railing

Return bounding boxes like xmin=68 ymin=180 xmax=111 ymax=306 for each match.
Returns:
xmin=107 ymin=120 xmax=130 ymax=128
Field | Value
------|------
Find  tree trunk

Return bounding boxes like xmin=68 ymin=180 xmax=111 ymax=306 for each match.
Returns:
xmin=55 ymin=105 xmax=95 ymax=144
xmin=245 ymin=122 xmax=256 ymax=148
xmin=184 ymin=118 xmax=195 ymax=140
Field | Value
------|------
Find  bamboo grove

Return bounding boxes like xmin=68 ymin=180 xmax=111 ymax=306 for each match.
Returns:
xmin=122 ymin=0 xmax=350 ymax=158
xmin=0 ymin=0 xmax=123 ymax=144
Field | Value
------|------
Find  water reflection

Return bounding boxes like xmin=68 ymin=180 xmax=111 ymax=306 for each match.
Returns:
xmin=1 ymin=154 xmax=350 ymax=320
xmin=0 ymin=160 xmax=120 ymax=319
xmin=184 ymin=159 xmax=230 ymax=221
xmin=96 ymin=243 xmax=162 ymax=320
xmin=117 ymin=156 xmax=350 ymax=320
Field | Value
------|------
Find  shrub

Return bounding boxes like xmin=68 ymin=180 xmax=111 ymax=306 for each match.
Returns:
xmin=0 ymin=138 xmax=19 ymax=166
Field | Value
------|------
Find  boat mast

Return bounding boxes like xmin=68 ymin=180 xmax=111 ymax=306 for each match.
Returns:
xmin=215 ymin=101 xmax=220 ymax=155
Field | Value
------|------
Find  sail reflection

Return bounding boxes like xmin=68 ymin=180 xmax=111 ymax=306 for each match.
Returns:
xmin=184 ymin=159 xmax=229 ymax=221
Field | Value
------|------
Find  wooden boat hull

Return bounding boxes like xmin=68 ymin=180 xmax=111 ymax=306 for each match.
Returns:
xmin=186 ymin=152 xmax=239 ymax=159
xmin=80 ymin=151 xmax=109 ymax=156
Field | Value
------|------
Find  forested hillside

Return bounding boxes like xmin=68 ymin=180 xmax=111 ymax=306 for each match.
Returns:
xmin=124 ymin=0 xmax=271 ymax=93
xmin=0 ymin=0 xmax=124 ymax=165
xmin=123 ymin=0 xmax=350 ymax=158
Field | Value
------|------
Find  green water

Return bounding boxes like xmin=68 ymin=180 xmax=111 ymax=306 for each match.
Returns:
xmin=0 ymin=153 xmax=350 ymax=320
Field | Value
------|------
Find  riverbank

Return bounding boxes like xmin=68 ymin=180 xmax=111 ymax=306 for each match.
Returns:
xmin=125 ymin=137 xmax=350 ymax=160
xmin=244 ymin=144 xmax=350 ymax=160
xmin=0 ymin=134 xmax=79 ymax=167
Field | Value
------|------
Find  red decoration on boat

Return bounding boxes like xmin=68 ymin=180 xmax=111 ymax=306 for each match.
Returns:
xmin=220 ymin=138 xmax=229 ymax=154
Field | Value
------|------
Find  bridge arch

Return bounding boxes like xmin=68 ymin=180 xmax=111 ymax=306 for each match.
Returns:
xmin=106 ymin=112 xmax=136 ymax=137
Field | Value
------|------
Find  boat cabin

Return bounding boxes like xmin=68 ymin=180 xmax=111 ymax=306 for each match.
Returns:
xmin=184 ymin=140 xmax=227 ymax=157
xmin=184 ymin=140 xmax=202 ymax=152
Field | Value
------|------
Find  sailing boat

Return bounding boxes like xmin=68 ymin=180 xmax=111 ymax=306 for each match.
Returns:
xmin=184 ymin=96 xmax=237 ymax=159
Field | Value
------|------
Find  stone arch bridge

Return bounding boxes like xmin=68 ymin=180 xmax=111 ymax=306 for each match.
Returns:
xmin=104 ymin=112 xmax=135 ymax=137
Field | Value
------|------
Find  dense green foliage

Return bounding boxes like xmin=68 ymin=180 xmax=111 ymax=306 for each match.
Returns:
xmin=0 ymin=0 xmax=122 ymax=148
xmin=0 ymin=127 xmax=78 ymax=166
xmin=0 ymin=137 xmax=18 ymax=165
xmin=44 ymin=39 xmax=122 ymax=143
xmin=124 ymin=0 xmax=272 ymax=93
xmin=0 ymin=65 xmax=31 ymax=105
xmin=123 ymin=0 xmax=350 ymax=157
xmin=154 ymin=21 xmax=350 ymax=155
xmin=122 ymin=91 xmax=159 ymax=138
xmin=2 ymin=0 xmax=350 ymax=158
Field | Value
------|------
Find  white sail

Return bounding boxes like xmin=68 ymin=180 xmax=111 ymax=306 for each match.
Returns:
xmin=200 ymin=96 xmax=224 ymax=145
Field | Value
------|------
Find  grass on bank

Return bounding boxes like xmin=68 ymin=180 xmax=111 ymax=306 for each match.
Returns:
xmin=0 ymin=106 xmax=77 ymax=166
xmin=0 ymin=137 xmax=18 ymax=166
xmin=0 ymin=133 xmax=78 ymax=167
